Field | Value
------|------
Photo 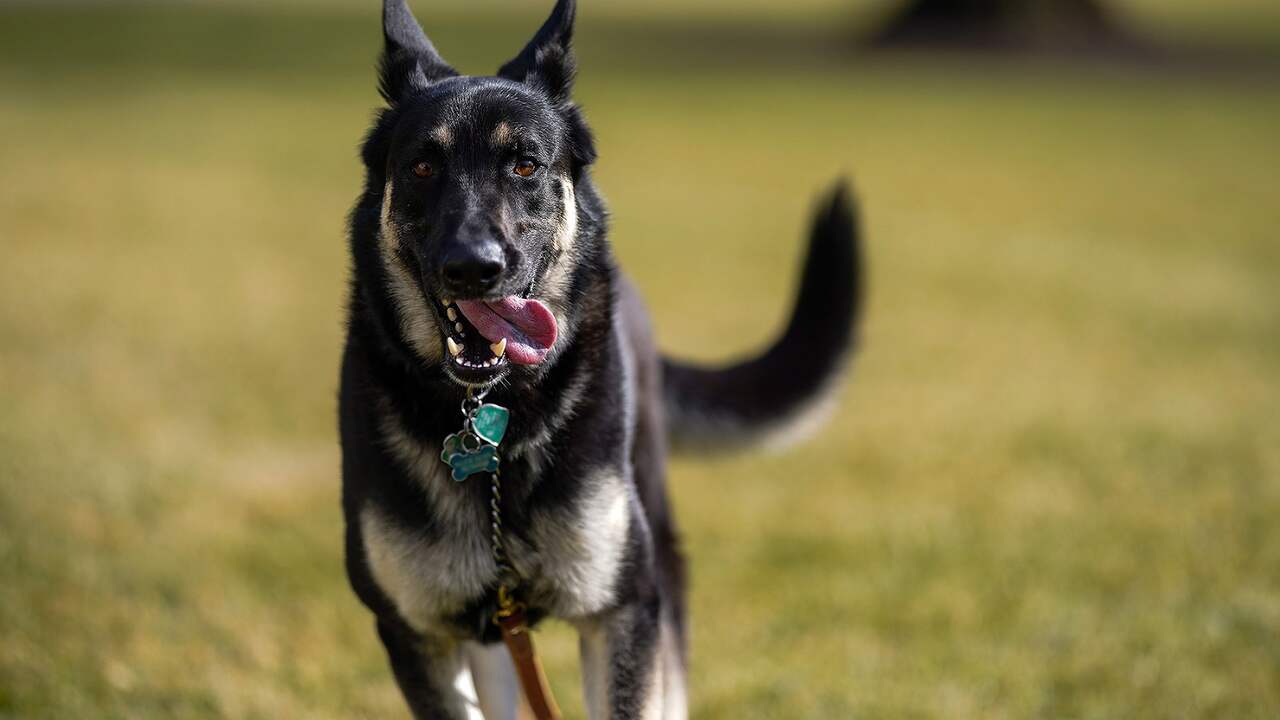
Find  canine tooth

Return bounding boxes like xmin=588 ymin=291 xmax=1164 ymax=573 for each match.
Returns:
xmin=447 ymin=307 xmax=458 ymax=321
xmin=455 ymin=322 xmax=465 ymax=333
xmin=447 ymin=337 xmax=461 ymax=356
xmin=441 ymin=298 xmax=452 ymax=306
xmin=490 ymin=338 xmax=507 ymax=358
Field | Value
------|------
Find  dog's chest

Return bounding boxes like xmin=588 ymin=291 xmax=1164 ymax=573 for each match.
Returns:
xmin=360 ymin=446 xmax=632 ymax=637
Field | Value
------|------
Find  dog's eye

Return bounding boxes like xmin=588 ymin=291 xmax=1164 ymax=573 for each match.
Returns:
xmin=412 ymin=161 xmax=434 ymax=179
xmin=513 ymin=159 xmax=538 ymax=178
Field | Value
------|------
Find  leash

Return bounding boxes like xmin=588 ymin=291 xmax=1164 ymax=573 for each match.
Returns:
xmin=443 ymin=387 xmax=562 ymax=720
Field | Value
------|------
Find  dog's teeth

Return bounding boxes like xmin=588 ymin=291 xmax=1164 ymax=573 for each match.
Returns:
xmin=447 ymin=337 xmax=462 ymax=357
xmin=455 ymin=322 xmax=465 ymax=334
xmin=488 ymin=358 xmax=498 ymax=367
xmin=447 ymin=307 xmax=458 ymax=321
xmin=441 ymin=298 xmax=452 ymax=306
xmin=490 ymin=338 xmax=507 ymax=358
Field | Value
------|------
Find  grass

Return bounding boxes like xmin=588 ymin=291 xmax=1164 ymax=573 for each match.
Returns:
xmin=2 ymin=1 xmax=1279 ymax=718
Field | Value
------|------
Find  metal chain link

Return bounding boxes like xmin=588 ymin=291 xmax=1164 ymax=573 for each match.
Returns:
xmin=463 ymin=387 xmax=520 ymax=597
xmin=489 ymin=466 xmax=518 ymax=587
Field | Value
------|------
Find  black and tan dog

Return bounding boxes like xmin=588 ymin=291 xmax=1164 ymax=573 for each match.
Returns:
xmin=339 ymin=1 xmax=862 ymax=717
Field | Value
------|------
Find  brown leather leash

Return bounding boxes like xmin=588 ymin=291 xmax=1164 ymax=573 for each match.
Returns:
xmin=494 ymin=587 xmax=561 ymax=720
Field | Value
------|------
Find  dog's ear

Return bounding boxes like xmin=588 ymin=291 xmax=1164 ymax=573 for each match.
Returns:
xmin=497 ymin=0 xmax=577 ymax=105
xmin=380 ymin=0 xmax=457 ymax=104
xmin=498 ymin=0 xmax=595 ymax=171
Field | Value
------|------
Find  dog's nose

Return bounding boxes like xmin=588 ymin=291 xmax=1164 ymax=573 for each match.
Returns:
xmin=440 ymin=239 xmax=506 ymax=297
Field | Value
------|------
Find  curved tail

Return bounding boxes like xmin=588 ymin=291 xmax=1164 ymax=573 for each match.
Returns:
xmin=662 ymin=180 xmax=863 ymax=454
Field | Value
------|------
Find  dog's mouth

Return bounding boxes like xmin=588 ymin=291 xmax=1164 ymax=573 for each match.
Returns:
xmin=436 ymin=295 xmax=558 ymax=378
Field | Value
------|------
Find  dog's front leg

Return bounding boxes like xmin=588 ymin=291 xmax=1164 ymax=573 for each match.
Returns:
xmin=579 ymin=597 xmax=665 ymax=720
xmin=377 ymin=619 xmax=480 ymax=720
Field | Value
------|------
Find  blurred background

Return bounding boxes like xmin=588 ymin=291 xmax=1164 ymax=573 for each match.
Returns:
xmin=1 ymin=0 xmax=1278 ymax=717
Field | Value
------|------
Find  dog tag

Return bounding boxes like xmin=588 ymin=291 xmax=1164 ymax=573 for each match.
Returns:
xmin=445 ymin=445 xmax=500 ymax=482
xmin=471 ymin=404 xmax=510 ymax=446
xmin=440 ymin=432 xmax=466 ymax=463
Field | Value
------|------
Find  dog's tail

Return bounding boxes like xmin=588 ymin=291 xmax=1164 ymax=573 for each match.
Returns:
xmin=661 ymin=180 xmax=863 ymax=455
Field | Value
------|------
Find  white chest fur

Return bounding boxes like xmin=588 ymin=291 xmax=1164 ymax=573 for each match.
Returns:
xmin=363 ymin=412 xmax=634 ymax=634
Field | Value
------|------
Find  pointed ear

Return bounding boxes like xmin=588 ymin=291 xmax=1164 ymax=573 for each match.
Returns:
xmin=497 ymin=0 xmax=577 ymax=104
xmin=380 ymin=0 xmax=458 ymax=104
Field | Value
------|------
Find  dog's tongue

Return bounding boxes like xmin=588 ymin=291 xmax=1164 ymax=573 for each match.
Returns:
xmin=455 ymin=297 xmax=558 ymax=366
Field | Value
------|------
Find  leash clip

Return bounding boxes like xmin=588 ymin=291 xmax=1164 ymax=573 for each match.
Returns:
xmin=494 ymin=584 xmax=525 ymax=622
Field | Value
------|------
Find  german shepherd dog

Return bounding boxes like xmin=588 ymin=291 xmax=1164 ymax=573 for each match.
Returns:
xmin=340 ymin=1 xmax=862 ymax=717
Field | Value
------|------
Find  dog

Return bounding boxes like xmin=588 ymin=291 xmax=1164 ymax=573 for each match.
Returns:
xmin=339 ymin=1 xmax=862 ymax=717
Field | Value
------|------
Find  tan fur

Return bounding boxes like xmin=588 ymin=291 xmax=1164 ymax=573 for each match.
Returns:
xmin=379 ymin=181 xmax=444 ymax=363
xmin=527 ymin=468 xmax=631 ymax=618
xmin=577 ymin=609 xmax=667 ymax=720
xmin=431 ymin=124 xmax=454 ymax=147
xmin=489 ymin=121 xmax=514 ymax=147
xmin=374 ymin=397 xmax=632 ymax=625
xmin=537 ymin=175 xmax=579 ymax=337
xmin=370 ymin=399 xmax=500 ymax=632
xmin=360 ymin=503 xmax=494 ymax=634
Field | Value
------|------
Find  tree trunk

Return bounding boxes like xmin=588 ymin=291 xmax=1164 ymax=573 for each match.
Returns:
xmin=871 ymin=0 xmax=1127 ymax=51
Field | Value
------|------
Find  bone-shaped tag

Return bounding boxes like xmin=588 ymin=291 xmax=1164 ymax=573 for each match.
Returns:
xmin=445 ymin=445 xmax=499 ymax=482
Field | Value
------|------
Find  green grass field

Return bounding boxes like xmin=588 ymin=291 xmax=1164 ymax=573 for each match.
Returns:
xmin=2 ymin=1 xmax=1279 ymax=718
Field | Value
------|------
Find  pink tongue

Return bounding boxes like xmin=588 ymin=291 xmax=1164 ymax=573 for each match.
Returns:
xmin=455 ymin=297 xmax=558 ymax=366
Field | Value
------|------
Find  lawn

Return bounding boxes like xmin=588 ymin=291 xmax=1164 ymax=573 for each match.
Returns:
xmin=1 ymin=1 xmax=1278 ymax=718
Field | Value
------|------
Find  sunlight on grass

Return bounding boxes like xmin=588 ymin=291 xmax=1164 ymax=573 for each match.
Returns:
xmin=1 ymin=1 xmax=1278 ymax=718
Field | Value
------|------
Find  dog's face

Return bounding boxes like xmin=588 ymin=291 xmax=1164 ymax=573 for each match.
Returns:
xmin=368 ymin=0 xmax=595 ymax=387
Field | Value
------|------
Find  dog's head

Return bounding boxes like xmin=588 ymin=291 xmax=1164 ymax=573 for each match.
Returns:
xmin=363 ymin=0 xmax=598 ymax=387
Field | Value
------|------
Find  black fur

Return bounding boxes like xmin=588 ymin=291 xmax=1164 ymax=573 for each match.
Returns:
xmin=662 ymin=183 xmax=863 ymax=453
xmin=339 ymin=1 xmax=862 ymax=717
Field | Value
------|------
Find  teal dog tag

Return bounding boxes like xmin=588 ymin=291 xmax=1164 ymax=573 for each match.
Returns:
xmin=440 ymin=432 xmax=465 ymax=463
xmin=471 ymin=404 xmax=510 ymax=446
xmin=445 ymin=445 xmax=499 ymax=482
xmin=440 ymin=398 xmax=509 ymax=481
